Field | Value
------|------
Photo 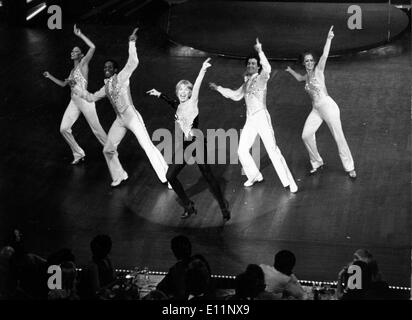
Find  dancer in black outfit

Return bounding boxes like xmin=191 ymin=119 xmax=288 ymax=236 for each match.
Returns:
xmin=147 ymin=58 xmax=230 ymax=222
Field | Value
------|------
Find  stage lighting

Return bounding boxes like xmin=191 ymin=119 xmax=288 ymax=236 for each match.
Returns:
xmin=26 ymin=1 xmax=46 ymax=21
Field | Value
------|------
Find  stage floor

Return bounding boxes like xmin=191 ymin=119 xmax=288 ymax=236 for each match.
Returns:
xmin=0 ymin=25 xmax=410 ymax=287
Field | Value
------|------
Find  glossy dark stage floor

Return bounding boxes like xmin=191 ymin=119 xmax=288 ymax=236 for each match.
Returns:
xmin=0 ymin=25 xmax=410 ymax=287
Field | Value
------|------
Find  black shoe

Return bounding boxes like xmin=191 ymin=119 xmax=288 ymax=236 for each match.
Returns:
xmin=221 ymin=200 xmax=231 ymax=222
xmin=309 ymin=164 xmax=325 ymax=176
xmin=181 ymin=201 xmax=197 ymax=219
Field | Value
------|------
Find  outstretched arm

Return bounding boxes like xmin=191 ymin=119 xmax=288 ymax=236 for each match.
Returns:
xmin=210 ymin=82 xmax=244 ymax=101
xmin=147 ymin=88 xmax=179 ymax=110
xmin=74 ymin=24 xmax=95 ymax=66
xmin=75 ymin=85 xmax=106 ymax=103
xmin=317 ymin=26 xmax=334 ymax=72
xmin=117 ymin=28 xmax=139 ymax=85
xmin=191 ymin=58 xmax=212 ymax=101
xmin=43 ymin=71 xmax=68 ymax=87
xmin=285 ymin=66 xmax=306 ymax=82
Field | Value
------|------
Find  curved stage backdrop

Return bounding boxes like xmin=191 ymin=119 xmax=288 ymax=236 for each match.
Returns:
xmin=166 ymin=1 xmax=410 ymax=58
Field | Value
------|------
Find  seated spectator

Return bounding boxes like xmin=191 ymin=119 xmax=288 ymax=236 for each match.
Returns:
xmin=226 ymin=264 xmax=277 ymax=300
xmin=78 ymin=235 xmax=116 ymax=300
xmin=156 ymin=235 xmax=193 ymax=300
xmin=259 ymin=250 xmax=307 ymax=300
xmin=185 ymin=255 xmax=215 ymax=300
xmin=0 ymin=246 xmax=15 ymax=299
xmin=48 ymin=261 xmax=79 ymax=300
xmin=7 ymin=229 xmax=48 ymax=300
xmin=337 ymin=249 xmax=390 ymax=300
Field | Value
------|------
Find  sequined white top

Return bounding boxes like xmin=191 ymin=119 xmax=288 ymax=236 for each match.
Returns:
xmin=76 ymin=41 xmax=139 ymax=115
xmin=304 ymin=69 xmax=329 ymax=104
xmin=68 ymin=64 xmax=87 ymax=98
xmin=216 ymin=51 xmax=271 ymax=117
xmin=174 ymin=67 xmax=207 ymax=138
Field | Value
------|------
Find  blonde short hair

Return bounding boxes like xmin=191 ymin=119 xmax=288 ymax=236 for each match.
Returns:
xmin=175 ymin=80 xmax=193 ymax=95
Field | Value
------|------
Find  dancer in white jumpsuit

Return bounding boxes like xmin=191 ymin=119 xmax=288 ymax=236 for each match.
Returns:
xmin=210 ymin=39 xmax=298 ymax=192
xmin=76 ymin=28 xmax=168 ymax=187
xmin=43 ymin=25 xmax=110 ymax=165
xmin=286 ymin=26 xmax=356 ymax=178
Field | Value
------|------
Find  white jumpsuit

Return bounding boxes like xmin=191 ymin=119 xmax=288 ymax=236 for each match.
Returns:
xmin=217 ymin=51 xmax=297 ymax=189
xmin=60 ymin=65 xmax=107 ymax=161
xmin=79 ymin=41 xmax=168 ymax=183
xmin=302 ymin=68 xmax=354 ymax=172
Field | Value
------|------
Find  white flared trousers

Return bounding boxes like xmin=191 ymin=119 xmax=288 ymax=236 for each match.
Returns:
xmin=60 ymin=98 xmax=107 ymax=158
xmin=103 ymin=106 xmax=168 ymax=183
xmin=60 ymin=97 xmax=123 ymax=181
xmin=302 ymin=96 xmax=354 ymax=172
xmin=238 ymin=109 xmax=296 ymax=187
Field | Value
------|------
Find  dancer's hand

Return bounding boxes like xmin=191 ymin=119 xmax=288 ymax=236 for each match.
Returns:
xmin=129 ymin=27 xmax=139 ymax=42
xmin=327 ymin=25 xmax=334 ymax=40
xmin=285 ymin=66 xmax=292 ymax=73
xmin=254 ymin=38 xmax=262 ymax=53
xmin=209 ymin=82 xmax=218 ymax=91
xmin=43 ymin=71 xmax=50 ymax=78
xmin=73 ymin=24 xmax=82 ymax=37
xmin=146 ymin=88 xmax=161 ymax=97
xmin=202 ymin=57 xmax=212 ymax=70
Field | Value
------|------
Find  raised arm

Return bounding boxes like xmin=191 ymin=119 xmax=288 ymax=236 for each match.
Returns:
xmin=210 ymin=82 xmax=244 ymax=101
xmin=117 ymin=28 xmax=139 ymax=85
xmin=191 ymin=58 xmax=212 ymax=101
xmin=147 ymin=88 xmax=179 ymax=110
xmin=43 ymin=71 xmax=68 ymax=87
xmin=74 ymin=25 xmax=95 ymax=66
xmin=285 ymin=66 xmax=306 ymax=82
xmin=317 ymin=26 xmax=334 ymax=72
xmin=254 ymin=38 xmax=271 ymax=76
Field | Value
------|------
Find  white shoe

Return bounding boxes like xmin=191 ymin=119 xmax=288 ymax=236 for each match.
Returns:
xmin=289 ymin=181 xmax=298 ymax=193
xmin=71 ymin=155 xmax=85 ymax=165
xmin=243 ymin=173 xmax=263 ymax=187
xmin=111 ymin=172 xmax=128 ymax=187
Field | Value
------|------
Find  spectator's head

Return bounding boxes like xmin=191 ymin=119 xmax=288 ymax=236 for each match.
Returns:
xmin=0 ymin=246 xmax=15 ymax=259
xmin=353 ymin=249 xmax=373 ymax=264
xmin=274 ymin=250 xmax=296 ymax=276
xmin=346 ymin=260 xmax=372 ymax=292
xmin=234 ymin=265 xmax=267 ymax=300
xmin=191 ymin=254 xmax=211 ymax=275
xmin=90 ymin=235 xmax=112 ymax=260
xmin=245 ymin=264 xmax=266 ymax=297
xmin=171 ymin=235 xmax=191 ymax=261
xmin=185 ymin=258 xmax=211 ymax=297
xmin=5 ymin=229 xmax=24 ymax=256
